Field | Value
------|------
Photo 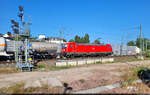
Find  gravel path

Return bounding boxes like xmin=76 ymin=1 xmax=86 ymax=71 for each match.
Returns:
xmin=0 ymin=60 xmax=150 ymax=92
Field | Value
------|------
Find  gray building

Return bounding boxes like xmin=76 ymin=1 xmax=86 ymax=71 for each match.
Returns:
xmin=112 ymin=45 xmax=140 ymax=56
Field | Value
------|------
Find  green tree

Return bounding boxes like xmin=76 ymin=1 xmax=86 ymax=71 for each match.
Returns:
xmin=80 ymin=37 xmax=85 ymax=43
xmin=0 ymin=33 xmax=3 ymax=37
xmin=69 ymin=39 xmax=75 ymax=42
xmin=84 ymin=33 xmax=90 ymax=43
xmin=94 ymin=39 xmax=100 ymax=44
xmin=127 ymin=41 xmax=135 ymax=46
xmin=74 ymin=34 xmax=90 ymax=43
xmin=127 ymin=38 xmax=150 ymax=51
xmin=136 ymin=38 xmax=140 ymax=48
xmin=136 ymin=38 xmax=149 ymax=49
xmin=75 ymin=35 xmax=81 ymax=43
xmin=63 ymin=38 xmax=67 ymax=42
xmin=30 ymin=37 xmax=37 ymax=41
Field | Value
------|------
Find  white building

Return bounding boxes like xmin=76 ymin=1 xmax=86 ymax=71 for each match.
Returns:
xmin=46 ymin=37 xmax=64 ymax=43
xmin=38 ymin=34 xmax=46 ymax=40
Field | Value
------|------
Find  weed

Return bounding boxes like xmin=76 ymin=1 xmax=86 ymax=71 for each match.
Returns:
xmin=0 ymin=82 xmax=25 ymax=94
xmin=37 ymin=64 xmax=47 ymax=69
xmin=121 ymin=66 xmax=150 ymax=87
xmin=79 ymin=79 xmax=85 ymax=83
xmin=114 ymin=58 xmax=142 ymax=63
xmin=0 ymin=82 xmax=64 ymax=94
xmin=146 ymin=52 xmax=150 ymax=58
xmin=0 ymin=67 xmax=19 ymax=73
xmin=51 ymin=65 xmax=74 ymax=70
xmin=95 ymin=61 xmax=102 ymax=64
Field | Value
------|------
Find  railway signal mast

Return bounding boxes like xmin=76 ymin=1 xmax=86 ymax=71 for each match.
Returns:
xmin=139 ymin=24 xmax=144 ymax=60
xmin=11 ymin=20 xmax=19 ymax=62
xmin=14 ymin=6 xmax=34 ymax=71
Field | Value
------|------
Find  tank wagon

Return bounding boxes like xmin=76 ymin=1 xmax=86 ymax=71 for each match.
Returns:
xmin=30 ymin=41 xmax=60 ymax=59
xmin=0 ymin=37 xmax=60 ymax=60
xmin=0 ymin=37 xmax=8 ymax=57
xmin=61 ymin=42 xmax=113 ymax=57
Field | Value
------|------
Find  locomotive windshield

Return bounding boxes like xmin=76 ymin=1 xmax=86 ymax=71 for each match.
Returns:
xmin=62 ymin=44 xmax=67 ymax=49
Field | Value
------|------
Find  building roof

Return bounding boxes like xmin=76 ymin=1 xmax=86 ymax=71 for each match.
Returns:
xmin=47 ymin=37 xmax=63 ymax=40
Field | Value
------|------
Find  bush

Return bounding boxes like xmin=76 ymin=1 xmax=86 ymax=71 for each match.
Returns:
xmin=37 ymin=64 xmax=46 ymax=68
xmin=122 ymin=66 xmax=149 ymax=86
xmin=37 ymin=64 xmax=50 ymax=69
xmin=146 ymin=52 xmax=150 ymax=57
xmin=0 ymin=67 xmax=19 ymax=73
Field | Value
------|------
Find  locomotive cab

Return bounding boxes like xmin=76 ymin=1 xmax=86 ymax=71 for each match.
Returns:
xmin=61 ymin=42 xmax=76 ymax=53
xmin=61 ymin=42 xmax=76 ymax=57
xmin=61 ymin=42 xmax=113 ymax=58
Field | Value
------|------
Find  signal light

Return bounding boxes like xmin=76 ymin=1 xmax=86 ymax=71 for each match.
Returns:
xmin=18 ymin=6 xmax=23 ymax=12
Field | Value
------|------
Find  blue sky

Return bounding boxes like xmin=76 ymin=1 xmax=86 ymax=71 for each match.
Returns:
xmin=0 ymin=0 xmax=150 ymax=45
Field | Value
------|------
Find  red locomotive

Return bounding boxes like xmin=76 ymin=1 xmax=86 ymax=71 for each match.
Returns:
xmin=61 ymin=42 xmax=113 ymax=57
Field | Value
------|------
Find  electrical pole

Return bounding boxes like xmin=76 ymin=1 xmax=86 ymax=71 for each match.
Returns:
xmin=146 ymin=40 xmax=147 ymax=52
xmin=143 ymin=33 xmax=144 ymax=52
xmin=146 ymin=40 xmax=150 ymax=52
xmin=139 ymin=24 xmax=143 ymax=59
xmin=120 ymin=35 xmax=124 ymax=55
xmin=59 ymin=28 xmax=62 ymax=41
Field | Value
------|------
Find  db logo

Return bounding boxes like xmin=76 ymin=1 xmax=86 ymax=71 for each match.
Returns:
xmin=92 ymin=48 xmax=95 ymax=50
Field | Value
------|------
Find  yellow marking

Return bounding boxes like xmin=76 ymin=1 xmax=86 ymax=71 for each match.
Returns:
xmin=28 ymin=58 xmax=32 ymax=61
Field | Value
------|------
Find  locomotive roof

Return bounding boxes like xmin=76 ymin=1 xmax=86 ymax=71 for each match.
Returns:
xmin=76 ymin=43 xmax=106 ymax=45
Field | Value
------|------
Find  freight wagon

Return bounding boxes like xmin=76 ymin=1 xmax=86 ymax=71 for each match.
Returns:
xmin=0 ymin=37 xmax=61 ymax=60
xmin=61 ymin=42 xmax=113 ymax=57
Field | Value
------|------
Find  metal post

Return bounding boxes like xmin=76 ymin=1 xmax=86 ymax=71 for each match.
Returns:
xmin=60 ymin=28 xmax=62 ymax=43
xmin=146 ymin=40 xmax=147 ymax=52
xmin=143 ymin=33 xmax=144 ymax=52
xmin=58 ymin=28 xmax=63 ymax=58
xmin=120 ymin=35 xmax=124 ymax=55
xmin=15 ymin=34 xmax=18 ymax=62
xmin=140 ymin=24 xmax=143 ymax=59
xmin=146 ymin=40 xmax=150 ymax=52
xmin=25 ymin=38 xmax=28 ymax=64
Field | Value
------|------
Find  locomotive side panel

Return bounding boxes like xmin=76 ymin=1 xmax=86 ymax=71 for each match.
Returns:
xmin=61 ymin=42 xmax=113 ymax=57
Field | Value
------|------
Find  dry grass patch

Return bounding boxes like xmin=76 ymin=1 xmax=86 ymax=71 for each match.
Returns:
xmin=0 ymin=82 xmax=64 ymax=94
xmin=121 ymin=66 xmax=150 ymax=87
xmin=0 ymin=67 xmax=19 ymax=74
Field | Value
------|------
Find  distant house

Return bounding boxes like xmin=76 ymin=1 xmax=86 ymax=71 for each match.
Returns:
xmin=46 ymin=37 xmax=64 ymax=44
xmin=112 ymin=45 xmax=140 ymax=56
xmin=38 ymin=34 xmax=46 ymax=41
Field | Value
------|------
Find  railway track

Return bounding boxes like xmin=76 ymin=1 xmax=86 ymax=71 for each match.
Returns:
xmin=0 ymin=54 xmax=140 ymax=65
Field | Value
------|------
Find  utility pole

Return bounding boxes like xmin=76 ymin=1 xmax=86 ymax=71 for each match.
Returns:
xmin=139 ymin=24 xmax=143 ymax=59
xmin=120 ymin=35 xmax=124 ymax=55
xmin=143 ymin=33 xmax=144 ymax=52
xmin=146 ymin=40 xmax=150 ymax=52
xmin=59 ymin=27 xmax=62 ymax=41
xmin=146 ymin=40 xmax=147 ymax=52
